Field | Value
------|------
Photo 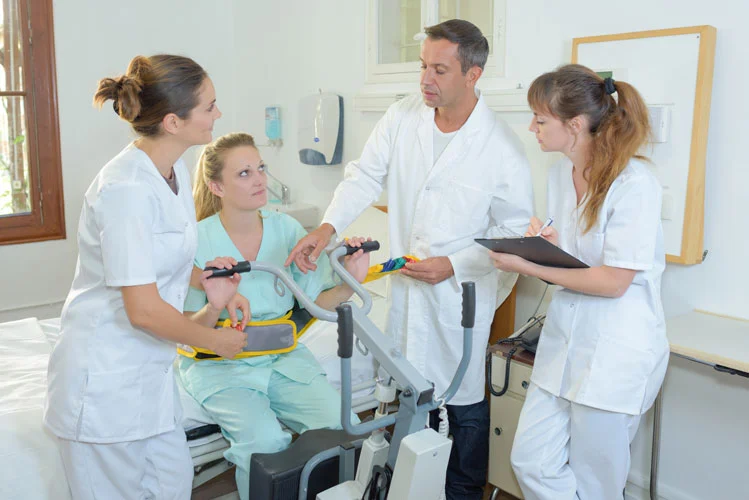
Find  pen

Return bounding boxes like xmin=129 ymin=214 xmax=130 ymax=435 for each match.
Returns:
xmin=535 ymin=217 xmax=554 ymax=237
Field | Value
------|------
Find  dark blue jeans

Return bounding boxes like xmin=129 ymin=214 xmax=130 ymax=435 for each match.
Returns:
xmin=429 ymin=398 xmax=489 ymax=500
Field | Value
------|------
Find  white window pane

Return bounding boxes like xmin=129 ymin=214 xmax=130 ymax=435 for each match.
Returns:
xmin=378 ymin=0 xmax=422 ymax=64
xmin=0 ymin=96 xmax=30 ymax=216
xmin=0 ymin=0 xmax=27 ymax=92
xmin=438 ymin=0 xmax=493 ymax=54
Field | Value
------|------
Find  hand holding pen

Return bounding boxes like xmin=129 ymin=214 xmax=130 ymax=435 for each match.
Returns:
xmin=526 ymin=216 xmax=559 ymax=246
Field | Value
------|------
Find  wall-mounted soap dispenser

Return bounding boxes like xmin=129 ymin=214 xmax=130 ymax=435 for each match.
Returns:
xmin=298 ymin=91 xmax=343 ymax=165
xmin=265 ymin=106 xmax=283 ymax=147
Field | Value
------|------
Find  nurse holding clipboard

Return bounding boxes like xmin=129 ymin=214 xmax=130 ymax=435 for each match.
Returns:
xmin=488 ymin=64 xmax=668 ymax=500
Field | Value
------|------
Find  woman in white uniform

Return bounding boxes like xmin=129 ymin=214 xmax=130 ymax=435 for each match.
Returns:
xmin=488 ymin=64 xmax=668 ymax=499
xmin=44 ymin=54 xmax=248 ymax=500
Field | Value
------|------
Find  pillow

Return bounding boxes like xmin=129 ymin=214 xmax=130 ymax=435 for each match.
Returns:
xmin=339 ymin=207 xmax=390 ymax=298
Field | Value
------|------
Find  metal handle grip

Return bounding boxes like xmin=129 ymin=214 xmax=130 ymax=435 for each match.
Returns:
xmin=336 ymin=304 xmax=354 ymax=359
xmin=344 ymin=240 xmax=380 ymax=256
xmin=461 ymin=281 xmax=476 ymax=328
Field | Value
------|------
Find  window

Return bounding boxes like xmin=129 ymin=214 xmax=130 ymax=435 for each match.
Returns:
xmin=0 ymin=0 xmax=64 ymax=245
xmin=366 ymin=0 xmax=506 ymax=84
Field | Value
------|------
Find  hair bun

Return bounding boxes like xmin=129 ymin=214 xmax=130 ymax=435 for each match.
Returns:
xmin=126 ymin=55 xmax=152 ymax=80
xmin=110 ymin=74 xmax=143 ymax=122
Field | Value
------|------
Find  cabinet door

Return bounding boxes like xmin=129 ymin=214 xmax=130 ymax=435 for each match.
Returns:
xmin=489 ymin=392 xmax=525 ymax=499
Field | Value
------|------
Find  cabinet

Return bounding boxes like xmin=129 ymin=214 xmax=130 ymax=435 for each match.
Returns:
xmin=488 ymin=346 xmax=534 ymax=499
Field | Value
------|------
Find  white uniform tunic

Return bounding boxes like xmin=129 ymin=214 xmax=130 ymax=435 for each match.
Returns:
xmin=323 ymin=92 xmax=534 ymax=405
xmin=531 ymin=158 xmax=669 ymax=415
xmin=44 ymin=144 xmax=198 ymax=443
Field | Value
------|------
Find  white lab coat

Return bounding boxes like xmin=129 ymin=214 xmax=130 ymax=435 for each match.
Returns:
xmin=44 ymin=144 xmax=197 ymax=443
xmin=531 ymin=158 xmax=669 ymax=415
xmin=323 ymin=92 xmax=534 ymax=405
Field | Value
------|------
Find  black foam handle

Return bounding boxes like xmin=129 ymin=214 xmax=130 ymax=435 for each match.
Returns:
xmin=344 ymin=240 xmax=380 ymax=256
xmin=461 ymin=281 xmax=476 ymax=329
xmin=205 ymin=261 xmax=252 ymax=278
xmin=336 ymin=303 xmax=354 ymax=359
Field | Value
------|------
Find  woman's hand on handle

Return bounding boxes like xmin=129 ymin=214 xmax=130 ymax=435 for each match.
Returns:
xmin=201 ymin=257 xmax=242 ymax=311
xmin=343 ymin=236 xmax=372 ymax=283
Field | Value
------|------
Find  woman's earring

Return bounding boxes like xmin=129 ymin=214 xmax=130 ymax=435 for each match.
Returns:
xmin=570 ymin=134 xmax=578 ymax=153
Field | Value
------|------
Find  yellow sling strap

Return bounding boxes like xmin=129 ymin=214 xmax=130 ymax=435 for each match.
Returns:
xmin=178 ymin=255 xmax=420 ymax=361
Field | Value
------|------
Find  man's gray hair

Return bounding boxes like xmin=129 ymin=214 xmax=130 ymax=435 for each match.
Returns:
xmin=424 ymin=19 xmax=489 ymax=73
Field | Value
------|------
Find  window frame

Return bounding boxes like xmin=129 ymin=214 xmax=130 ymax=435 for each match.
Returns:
xmin=0 ymin=0 xmax=64 ymax=245
xmin=365 ymin=0 xmax=507 ymax=84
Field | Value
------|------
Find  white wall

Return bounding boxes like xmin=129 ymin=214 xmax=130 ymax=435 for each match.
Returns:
xmin=2 ymin=0 xmax=747 ymax=497
xmin=0 ymin=0 xmax=243 ymax=321
xmin=229 ymin=0 xmax=371 ymax=212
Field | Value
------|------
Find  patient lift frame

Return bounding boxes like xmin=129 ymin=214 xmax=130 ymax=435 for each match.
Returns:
xmin=232 ymin=242 xmax=475 ymax=499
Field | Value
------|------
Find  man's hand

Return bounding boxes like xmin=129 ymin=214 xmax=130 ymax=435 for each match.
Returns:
xmin=400 ymin=257 xmax=454 ymax=285
xmin=285 ymin=223 xmax=336 ymax=273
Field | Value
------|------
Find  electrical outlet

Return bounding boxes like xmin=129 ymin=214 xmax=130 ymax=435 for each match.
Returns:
xmin=661 ymin=193 xmax=674 ymax=220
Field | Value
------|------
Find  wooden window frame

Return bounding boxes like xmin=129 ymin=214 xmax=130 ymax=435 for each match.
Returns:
xmin=0 ymin=0 xmax=64 ymax=245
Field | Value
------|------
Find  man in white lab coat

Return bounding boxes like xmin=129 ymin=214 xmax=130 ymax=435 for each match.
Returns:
xmin=287 ymin=20 xmax=534 ymax=499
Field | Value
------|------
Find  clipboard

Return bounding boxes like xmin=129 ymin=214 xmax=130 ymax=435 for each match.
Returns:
xmin=475 ymin=236 xmax=589 ymax=269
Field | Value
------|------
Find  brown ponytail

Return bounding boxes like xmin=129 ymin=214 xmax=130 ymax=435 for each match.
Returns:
xmin=93 ymin=54 xmax=207 ymax=137
xmin=194 ymin=133 xmax=257 ymax=221
xmin=528 ymin=64 xmax=651 ymax=232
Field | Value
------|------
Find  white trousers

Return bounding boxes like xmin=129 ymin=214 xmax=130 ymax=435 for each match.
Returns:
xmin=58 ymin=426 xmax=193 ymax=500
xmin=511 ymin=383 xmax=642 ymax=500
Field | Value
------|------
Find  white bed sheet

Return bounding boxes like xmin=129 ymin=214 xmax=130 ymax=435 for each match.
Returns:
xmin=0 ymin=318 xmax=72 ymax=500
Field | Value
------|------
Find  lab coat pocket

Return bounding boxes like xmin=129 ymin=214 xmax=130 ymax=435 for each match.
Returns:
xmin=438 ymin=182 xmax=491 ymax=237
xmin=80 ymin=367 xmax=142 ymax=441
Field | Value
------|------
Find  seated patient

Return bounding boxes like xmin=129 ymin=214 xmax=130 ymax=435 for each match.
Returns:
xmin=179 ymin=132 xmax=369 ymax=499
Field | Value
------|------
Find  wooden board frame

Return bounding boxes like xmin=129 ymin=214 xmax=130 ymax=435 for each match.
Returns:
xmin=572 ymin=26 xmax=717 ymax=265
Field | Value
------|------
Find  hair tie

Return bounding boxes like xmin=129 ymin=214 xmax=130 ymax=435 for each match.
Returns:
xmin=603 ymin=77 xmax=616 ymax=95
xmin=111 ymin=78 xmax=125 ymax=115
